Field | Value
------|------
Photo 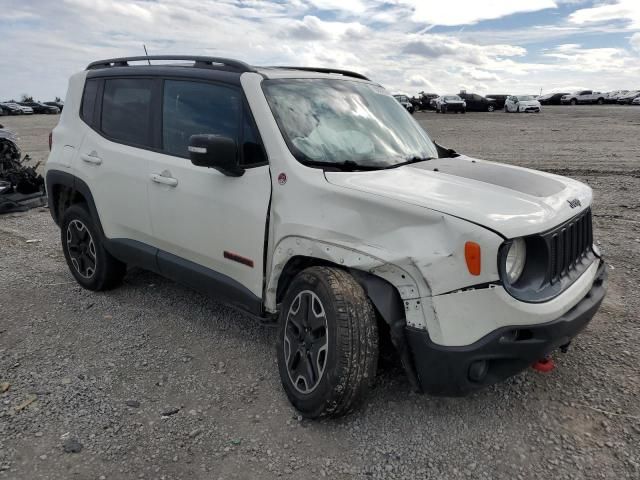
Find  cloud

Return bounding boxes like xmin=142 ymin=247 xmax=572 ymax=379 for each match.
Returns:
xmin=464 ymin=68 xmax=501 ymax=82
xmin=631 ymin=32 xmax=640 ymax=52
xmin=568 ymin=0 xmax=640 ymax=29
xmin=283 ymin=15 xmax=370 ymax=41
xmin=406 ymin=74 xmax=436 ymax=91
xmin=0 ymin=0 xmax=639 ymax=101
xmin=402 ymin=35 xmax=526 ymax=65
xmin=542 ymin=43 xmax=634 ymax=73
xmin=406 ymin=0 xmax=558 ymax=26
xmin=285 ymin=16 xmax=333 ymax=40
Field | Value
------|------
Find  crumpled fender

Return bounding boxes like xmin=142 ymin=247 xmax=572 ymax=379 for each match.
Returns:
xmin=264 ymin=235 xmax=439 ymax=334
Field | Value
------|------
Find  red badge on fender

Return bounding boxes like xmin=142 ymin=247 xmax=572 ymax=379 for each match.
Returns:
xmin=278 ymin=173 xmax=287 ymax=185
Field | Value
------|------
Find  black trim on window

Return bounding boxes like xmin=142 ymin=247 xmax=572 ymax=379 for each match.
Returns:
xmin=239 ymin=104 xmax=268 ymax=167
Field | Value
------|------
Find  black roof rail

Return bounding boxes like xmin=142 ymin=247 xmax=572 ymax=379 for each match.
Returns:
xmin=269 ymin=66 xmax=369 ymax=81
xmin=86 ymin=55 xmax=256 ymax=72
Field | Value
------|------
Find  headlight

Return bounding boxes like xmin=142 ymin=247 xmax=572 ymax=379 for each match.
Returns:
xmin=504 ymin=238 xmax=526 ymax=283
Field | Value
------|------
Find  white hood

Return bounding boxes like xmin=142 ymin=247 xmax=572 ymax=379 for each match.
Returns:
xmin=519 ymin=100 xmax=540 ymax=107
xmin=324 ymin=155 xmax=592 ymax=238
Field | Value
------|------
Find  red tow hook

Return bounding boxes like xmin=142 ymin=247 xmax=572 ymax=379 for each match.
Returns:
xmin=532 ymin=357 xmax=555 ymax=373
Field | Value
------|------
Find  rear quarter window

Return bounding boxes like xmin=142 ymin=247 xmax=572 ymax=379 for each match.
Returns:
xmin=80 ymin=78 xmax=99 ymax=126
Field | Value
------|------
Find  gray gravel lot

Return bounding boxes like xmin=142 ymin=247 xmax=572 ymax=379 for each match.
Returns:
xmin=1 ymin=106 xmax=639 ymax=479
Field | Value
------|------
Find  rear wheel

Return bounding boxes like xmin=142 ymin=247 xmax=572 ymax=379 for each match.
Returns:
xmin=487 ymin=104 xmax=495 ymax=112
xmin=597 ymin=98 xmax=604 ymax=105
xmin=570 ymin=99 xmax=577 ymax=105
xmin=277 ymin=267 xmax=379 ymax=418
xmin=61 ymin=204 xmax=126 ymax=291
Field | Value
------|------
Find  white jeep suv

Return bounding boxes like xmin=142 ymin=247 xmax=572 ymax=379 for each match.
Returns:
xmin=46 ymin=56 xmax=607 ymax=418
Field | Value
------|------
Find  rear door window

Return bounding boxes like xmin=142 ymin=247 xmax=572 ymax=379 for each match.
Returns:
xmin=162 ymin=80 xmax=241 ymax=158
xmin=101 ymin=78 xmax=154 ymax=147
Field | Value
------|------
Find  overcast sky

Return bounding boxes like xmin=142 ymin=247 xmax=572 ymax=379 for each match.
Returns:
xmin=2 ymin=0 xmax=640 ymax=101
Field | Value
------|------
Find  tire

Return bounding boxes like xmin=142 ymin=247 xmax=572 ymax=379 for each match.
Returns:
xmin=597 ymin=98 xmax=604 ymax=105
xmin=487 ymin=104 xmax=495 ymax=112
xmin=442 ymin=105 xmax=448 ymax=114
xmin=461 ymin=108 xmax=466 ymax=114
xmin=61 ymin=204 xmax=126 ymax=291
xmin=277 ymin=266 xmax=379 ymax=418
xmin=570 ymin=99 xmax=577 ymax=105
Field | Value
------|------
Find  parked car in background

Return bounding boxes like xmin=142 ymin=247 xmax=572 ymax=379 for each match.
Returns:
xmin=434 ymin=95 xmax=466 ymax=113
xmin=18 ymin=101 xmax=59 ymax=114
xmin=504 ymin=95 xmax=541 ymax=113
xmin=393 ymin=94 xmax=415 ymax=114
xmin=617 ymin=90 xmax=640 ymax=105
xmin=418 ymin=92 xmax=439 ymax=110
xmin=537 ymin=92 xmax=569 ymax=105
xmin=0 ymin=103 xmax=24 ymax=115
xmin=44 ymin=101 xmax=64 ymax=112
xmin=485 ymin=94 xmax=508 ymax=109
xmin=604 ymin=90 xmax=628 ymax=104
xmin=632 ymin=96 xmax=640 ymax=106
xmin=458 ymin=92 xmax=497 ymax=112
xmin=4 ymin=102 xmax=33 ymax=114
xmin=561 ymin=90 xmax=605 ymax=105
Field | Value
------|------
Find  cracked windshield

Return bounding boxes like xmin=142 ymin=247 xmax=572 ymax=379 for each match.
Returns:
xmin=263 ymin=78 xmax=438 ymax=168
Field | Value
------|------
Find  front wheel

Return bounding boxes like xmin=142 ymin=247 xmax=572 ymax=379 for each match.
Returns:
xmin=487 ymin=105 xmax=495 ymax=112
xmin=277 ymin=267 xmax=379 ymax=418
xmin=570 ymin=99 xmax=577 ymax=105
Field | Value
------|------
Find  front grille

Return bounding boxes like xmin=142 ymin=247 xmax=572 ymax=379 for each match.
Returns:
xmin=547 ymin=208 xmax=593 ymax=283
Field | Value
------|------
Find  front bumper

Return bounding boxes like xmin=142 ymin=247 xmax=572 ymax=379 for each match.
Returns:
xmin=406 ymin=260 xmax=607 ymax=396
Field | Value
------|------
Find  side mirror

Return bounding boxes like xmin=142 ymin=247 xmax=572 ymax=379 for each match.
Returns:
xmin=188 ymin=134 xmax=244 ymax=177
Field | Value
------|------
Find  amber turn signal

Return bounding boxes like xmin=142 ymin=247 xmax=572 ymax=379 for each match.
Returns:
xmin=465 ymin=241 xmax=481 ymax=276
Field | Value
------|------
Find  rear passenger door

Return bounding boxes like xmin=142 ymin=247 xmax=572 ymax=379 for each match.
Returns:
xmin=78 ymin=76 xmax=158 ymax=246
xmin=146 ymin=78 xmax=271 ymax=301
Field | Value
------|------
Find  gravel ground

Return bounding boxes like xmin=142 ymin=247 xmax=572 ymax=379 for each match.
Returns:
xmin=1 ymin=107 xmax=639 ymax=479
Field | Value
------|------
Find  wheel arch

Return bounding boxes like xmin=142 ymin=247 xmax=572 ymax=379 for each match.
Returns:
xmin=274 ymin=254 xmax=405 ymax=329
xmin=46 ymin=170 xmax=104 ymax=237
xmin=273 ymin=252 xmax=422 ymax=391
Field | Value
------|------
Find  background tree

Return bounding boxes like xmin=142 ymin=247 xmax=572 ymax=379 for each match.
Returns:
xmin=21 ymin=94 xmax=34 ymax=102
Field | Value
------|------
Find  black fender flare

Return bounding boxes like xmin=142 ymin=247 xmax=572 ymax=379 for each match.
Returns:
xmin=46 ymin=170 xmax=104 ymax=238
xmin=349 ymin=269 xmax=421 ymax=392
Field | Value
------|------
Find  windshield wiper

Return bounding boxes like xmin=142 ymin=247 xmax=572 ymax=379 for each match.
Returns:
xmin=383 ymin=156 xmax=436 ymax=169
xmin=303 ymin=160 xmax=383 ymax=171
